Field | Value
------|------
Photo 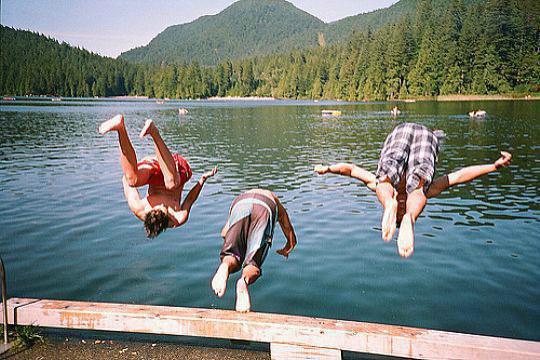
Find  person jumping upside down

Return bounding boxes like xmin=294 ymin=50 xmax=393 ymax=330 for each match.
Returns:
xmin=211 ymin=189 xmax=297 ymax=312
xmin=99 ymin=114 xmax=217 ymax=238
xmin=315 ymin=122 xmax=511 ymax=258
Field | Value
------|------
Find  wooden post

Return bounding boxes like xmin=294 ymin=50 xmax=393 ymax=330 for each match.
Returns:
xmin=271 ymin=343 xmax=341 ymax=360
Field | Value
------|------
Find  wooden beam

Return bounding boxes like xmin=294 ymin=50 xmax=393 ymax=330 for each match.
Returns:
xmin=2 ymin=298 xmax=540 ymax=359
xmin=270 ymin=343 xmax=341 ymax=360
xmin=0 ymin=343 xmax=14 ymax=355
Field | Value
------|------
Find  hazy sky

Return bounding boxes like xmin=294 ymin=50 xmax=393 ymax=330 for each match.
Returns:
xmin=1 ymin=0 xmax=398 ymax=58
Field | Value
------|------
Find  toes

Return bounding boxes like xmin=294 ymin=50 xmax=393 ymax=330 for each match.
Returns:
xmin=139 ymin=119 xmax=153 ymax=138
xmin=398 ymin=245 xmax=413 ymax=258
xmin=211 ymin=282 xmax=224 ymax=297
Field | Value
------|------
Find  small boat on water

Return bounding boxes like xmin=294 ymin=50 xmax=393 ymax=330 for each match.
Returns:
xmin=51 ymin=97 xmax=62 ymax=102
xmin=469 ymin=110 xmax=487 ymax=118
xmin=156 ymin=99 xmax=165 ymax=104
xmin=403 ymin=99 xmax=416 ymax=103
xmin=391 ymin=106 xmax=401 ymax=116
xmin=321 ymin=110 xmax=341 ymax=116
xmin=178 ymin=108 xmax=188 ymax=115
xmin=2 ymin=97 xmax=15 ymax=101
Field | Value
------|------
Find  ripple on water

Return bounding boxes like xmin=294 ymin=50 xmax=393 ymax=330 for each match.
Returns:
xmin=0 ymin=101 xmax=539 ymax=341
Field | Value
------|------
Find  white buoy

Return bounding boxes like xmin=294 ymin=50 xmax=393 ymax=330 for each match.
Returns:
xmin=469 ymin=110 xmax=486 ymax=118
xmin=178 ymin=108 xmax=188 ymax=115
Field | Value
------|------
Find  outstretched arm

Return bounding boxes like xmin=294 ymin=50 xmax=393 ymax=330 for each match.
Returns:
xmin=169 ymin=166 xmax=218 ymax=226
xmin=427 ymin=151 xmax=512 ymax=198
xmin=275 ymin=198 xmax=297 ymax=259
xmin=122 ymin=176 xmax=146 ymax=220
xmin=314 ymin=163 xmax=377 ymax=191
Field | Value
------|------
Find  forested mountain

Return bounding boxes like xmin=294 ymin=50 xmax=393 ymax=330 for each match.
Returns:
xmin=2 ymin=0 xmax=539 ymax=100
xmin=0 ymin=26 xmax=144 ymax=97
xmin=323 ymin=0 xmax=476 ymax=43
xmin=119 ymin=0 xmax=479 ymax=66
xmin=120 ymin=0 xmax=325 ymax=66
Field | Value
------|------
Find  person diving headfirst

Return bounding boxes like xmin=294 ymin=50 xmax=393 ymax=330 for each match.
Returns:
xmin=315 ymin=122 xmax=512 ymax=258
xmin=211 ymin=189 xmax=297 ymax=312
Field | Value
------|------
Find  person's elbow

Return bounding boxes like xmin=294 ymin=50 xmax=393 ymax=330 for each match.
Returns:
xmin=287 ymin=229 xmax=297 ymax=246
xmin=338 ymin=163 xmax=353 ymax=175
xmin=131 ymin=204 xmax=146 ymax=221
xmin=123 ymin=174 xmax=138 ymax=187
xmin=176 ymin=211 xmax=189 ymax=226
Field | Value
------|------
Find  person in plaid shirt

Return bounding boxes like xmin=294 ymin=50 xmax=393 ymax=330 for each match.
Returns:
xmin=315 ymin=122 xmax=512 ymax=258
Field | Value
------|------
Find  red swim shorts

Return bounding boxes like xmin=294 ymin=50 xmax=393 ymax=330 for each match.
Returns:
xmin=138 ymin=153 xmax=192 ymax=187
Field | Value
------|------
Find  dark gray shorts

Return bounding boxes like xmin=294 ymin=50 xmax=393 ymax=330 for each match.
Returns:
xmin=220 ymin=193 xmax=277 ymax=272
xmin=376 ymin=123 xmax=439 ymax=194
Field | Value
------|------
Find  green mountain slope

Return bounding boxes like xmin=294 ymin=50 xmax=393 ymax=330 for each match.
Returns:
xmin=0 ymin=25 xmax=139 ymax=97
xmin=120 ymin=0 xmax=325 ymax=65
xmin=120 ymin=0 xmax=483 ymax=66
xmin=323 ymin=0 xmax=419 ymax=43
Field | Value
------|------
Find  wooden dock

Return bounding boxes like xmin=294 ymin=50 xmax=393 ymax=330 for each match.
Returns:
xmin=2 ymin=298 xmax=539 ymax=359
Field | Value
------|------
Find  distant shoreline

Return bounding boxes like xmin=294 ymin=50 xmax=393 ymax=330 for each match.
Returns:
xmin=206 ymin=96 xmax=276 ymax=101
xmin=2 ymin=94 xmax=538 ymax=103
xmin=433 ymin=94 xmax=538 ymax=102
xmin=111 ymin=95 xmax=149 ymax=99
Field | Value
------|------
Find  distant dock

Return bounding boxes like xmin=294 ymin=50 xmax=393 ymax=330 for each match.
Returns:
xmin=2 ymin=298 xmax=539 ymax=359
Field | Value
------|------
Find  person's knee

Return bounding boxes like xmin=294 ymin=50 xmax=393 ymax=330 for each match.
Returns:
xmin=410 ymin=184 xmax=427 ymax=199
xmin=222 ymin=256 xmax=240 ymax=272
xmin=242 ymin=266 xmax=261 ymax=285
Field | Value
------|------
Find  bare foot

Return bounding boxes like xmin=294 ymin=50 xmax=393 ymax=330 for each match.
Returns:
xmin=397 ymin=213 xmax=414 ymax=258
xmin=235 ymin=277 xmax=251 ymax=313
xmin=139 ymin=119 xmax=157 ymax=138
xmin=381 ymin=196 xmax=397 ymax=242
xmin=211 ymin=263 xmax=230 ymax=298
xmin=98 ymin=114 xmax=124 ymax=135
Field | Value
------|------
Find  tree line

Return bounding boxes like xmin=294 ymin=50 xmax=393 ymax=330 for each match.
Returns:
xmin=1 ymin=0 xmax=538 ymax=100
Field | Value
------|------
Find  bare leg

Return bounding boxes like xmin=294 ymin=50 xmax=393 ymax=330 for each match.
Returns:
xmin=376 ymin=180 xmax=397 ymax=242
xmin=211 ymin=256 xmax=240 ymax=298
xmin=235 ymin=265 xmax=260 ymax=313
xmin=397 ymin=186 xmax=427 ymax=258
xmin=99 ymin=115 xmax=139 ymax=186
xmin=140 ymin=119 xmax=180 ymax=189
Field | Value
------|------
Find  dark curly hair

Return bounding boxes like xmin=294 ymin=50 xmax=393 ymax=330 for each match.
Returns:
xmin=144 ymin=208 xmax=169 ymax=238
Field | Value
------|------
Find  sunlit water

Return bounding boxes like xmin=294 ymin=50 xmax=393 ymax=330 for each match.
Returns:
xmin=0 ymin=99 xmax=538 ymax=341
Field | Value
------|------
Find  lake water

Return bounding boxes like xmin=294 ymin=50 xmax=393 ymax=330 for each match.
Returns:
xmin=0 ymin=98 xmax=538 ymax=341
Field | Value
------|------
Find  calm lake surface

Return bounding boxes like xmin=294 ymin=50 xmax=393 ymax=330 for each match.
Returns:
xmin=0 ymin=98 xmax=538 ymax=341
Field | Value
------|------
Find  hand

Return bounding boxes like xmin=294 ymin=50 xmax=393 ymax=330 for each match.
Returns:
xmin=494 ymin=151 xmax=512 ymax=169
xmin=201 ymin=166 xmax=218 ymax=182
xmin=314 ymin=164 xmax=329 ymax=175
xmin=276 ymin=244 xmax=295 ymax=259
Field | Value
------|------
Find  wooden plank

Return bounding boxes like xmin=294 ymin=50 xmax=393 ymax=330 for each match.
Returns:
xmin=2 ymin=298 xmax=540 ymax=359
xmin=271 ymin=343 xmax=341 ymax=359
xmin=0 ymin=343 xmax=14 ymax=355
